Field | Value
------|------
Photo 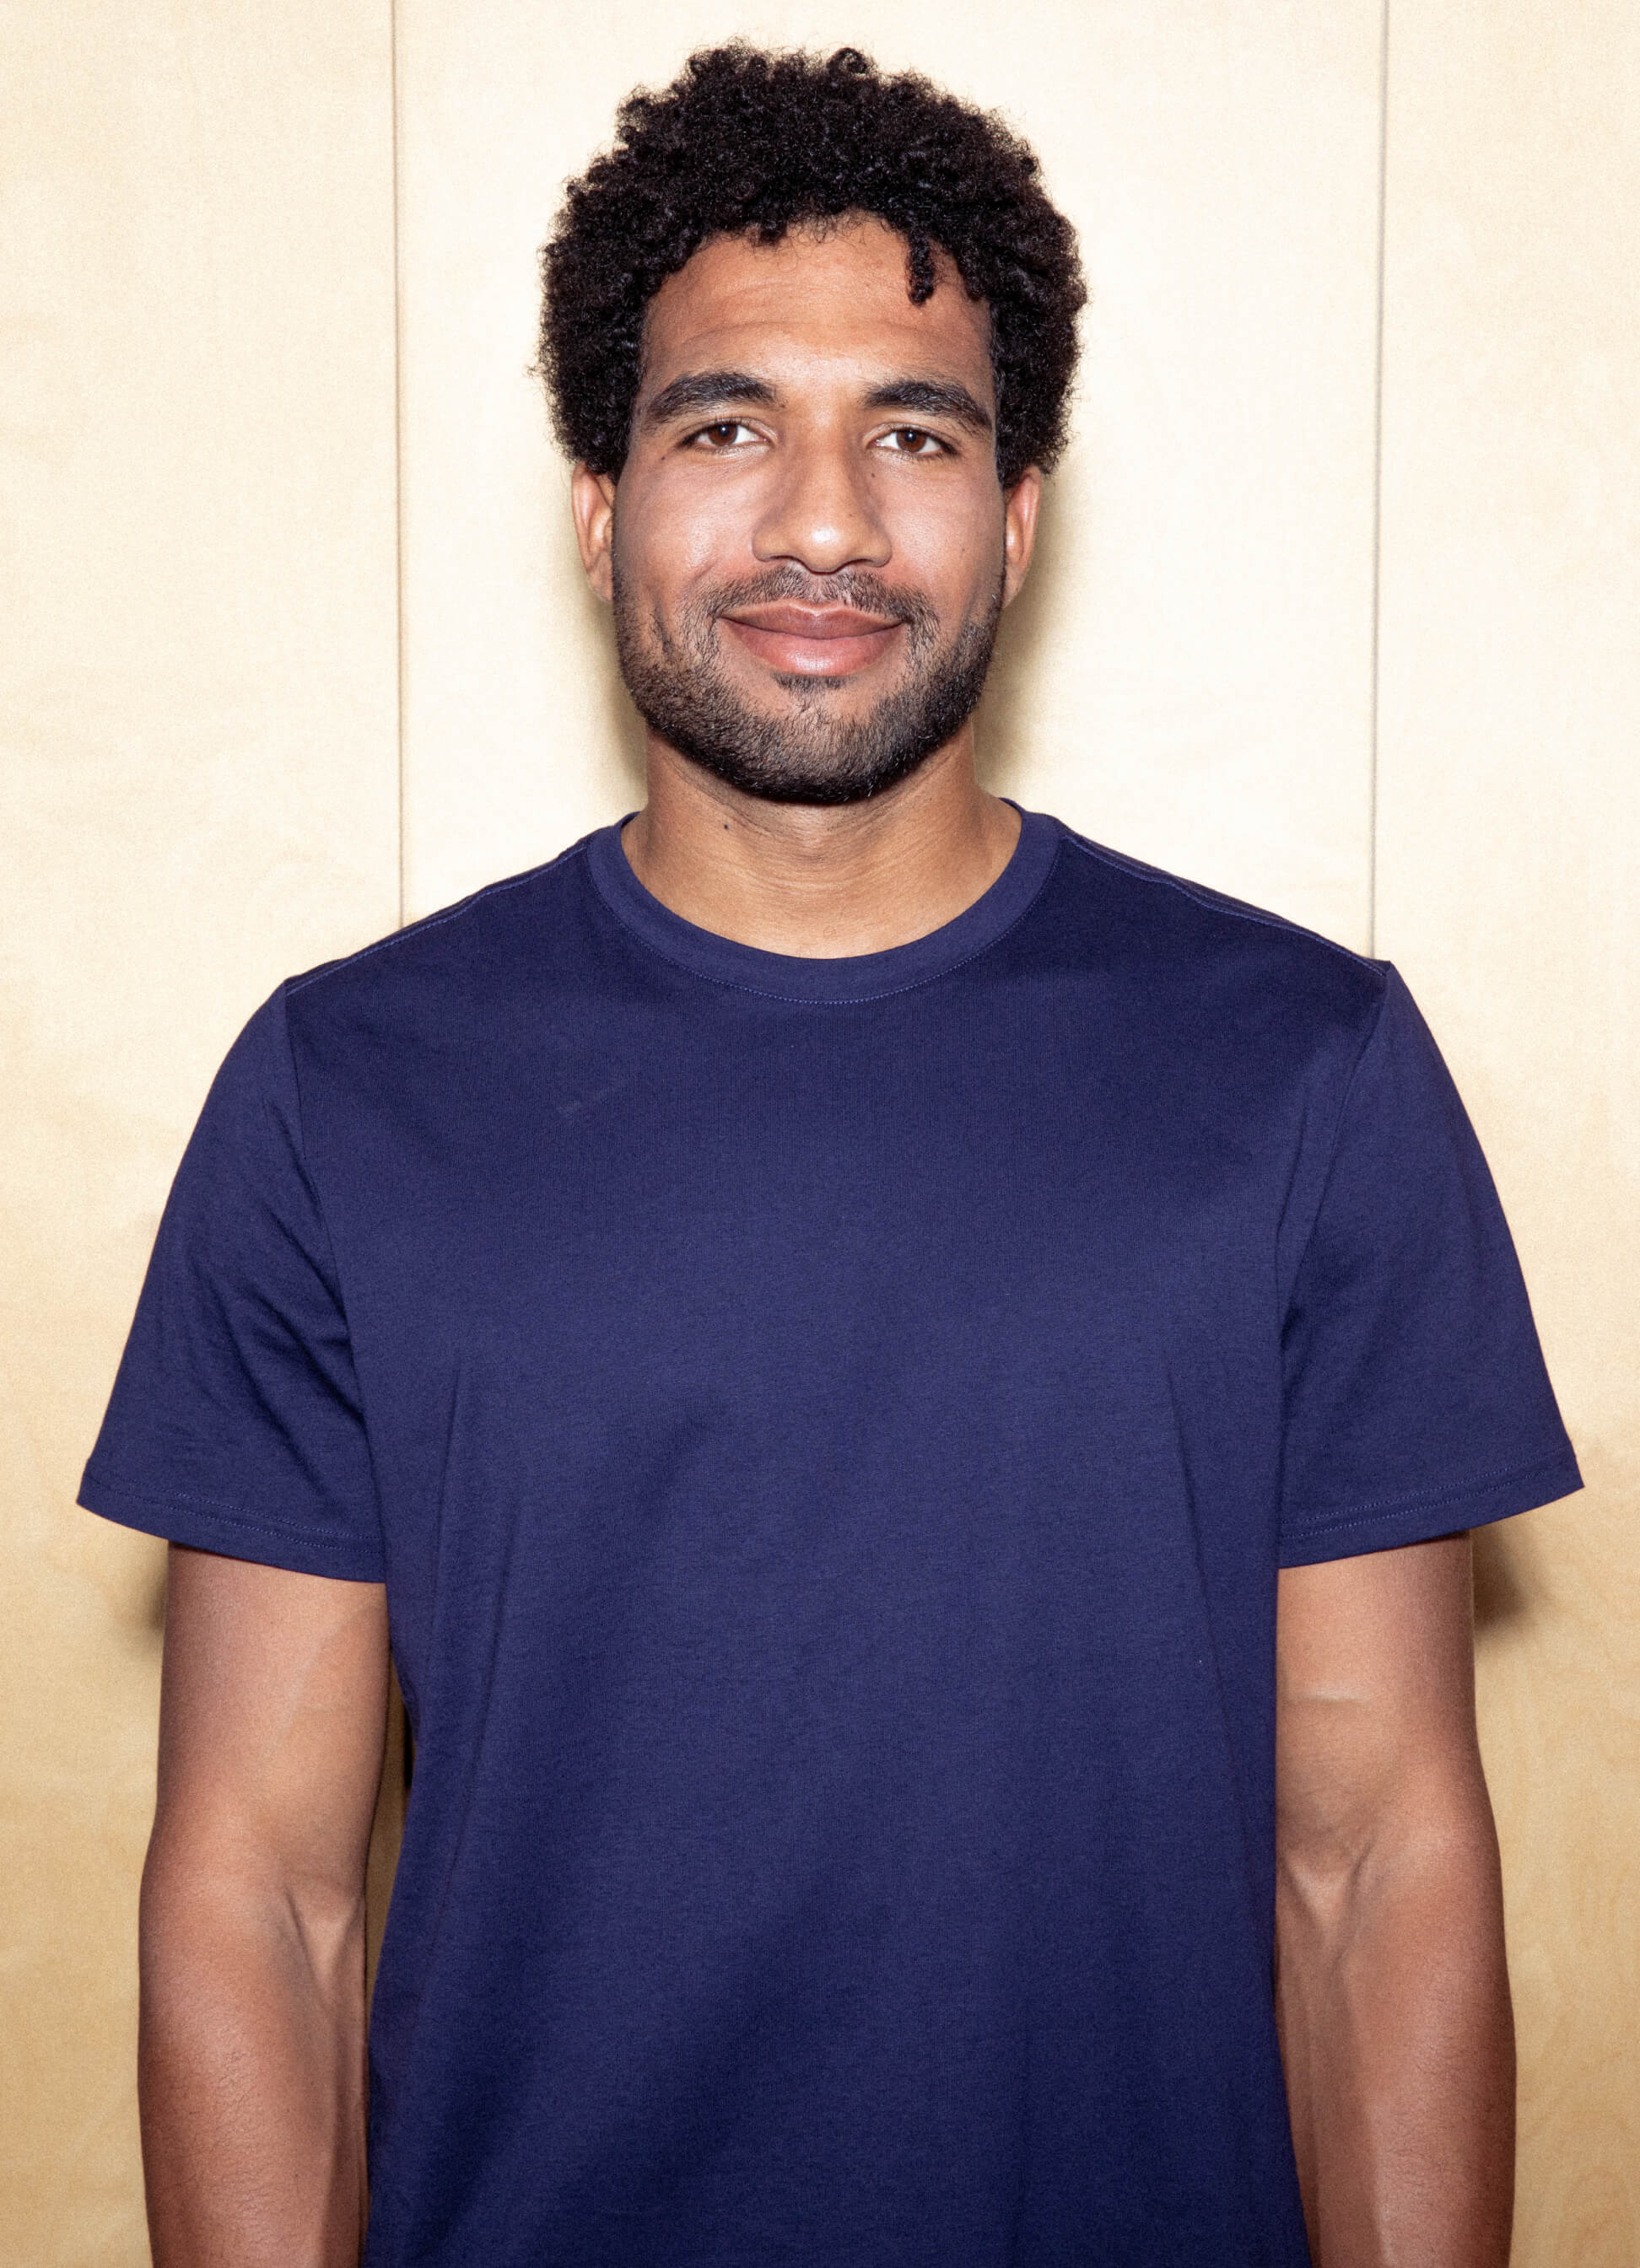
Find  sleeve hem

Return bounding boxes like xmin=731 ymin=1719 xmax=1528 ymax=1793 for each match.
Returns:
xmin=78 ymin=1467 xmax=386 ymax=1583
xmin=1278 ymin=1442 xmax=1583 ymax=1567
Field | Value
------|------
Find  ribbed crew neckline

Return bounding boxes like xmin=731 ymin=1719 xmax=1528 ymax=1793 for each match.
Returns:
xmin=585 ymin=805 xmax=1060 ymax=1004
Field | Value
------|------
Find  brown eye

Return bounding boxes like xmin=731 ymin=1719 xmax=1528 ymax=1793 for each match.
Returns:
xmin=692 ymin=420 xmax=754 ymax=450
xmin=879 ymin=426 xmax=943 ymax=456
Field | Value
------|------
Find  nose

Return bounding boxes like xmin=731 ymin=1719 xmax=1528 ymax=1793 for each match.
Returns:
xmin=751 ymin=432 xmax=892 ymax=576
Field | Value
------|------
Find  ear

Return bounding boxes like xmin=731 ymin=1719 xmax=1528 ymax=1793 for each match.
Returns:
xmin=1001 ymin=466 xmax=1044 ymax=607
xmin=571 ymin=464 xmax=618 ymax=602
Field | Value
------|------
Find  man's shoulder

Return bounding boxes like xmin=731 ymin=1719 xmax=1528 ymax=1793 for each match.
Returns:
xmin=282 ymin=830 xmax=606 ymax=1034
xmin=1033 ymin=815 xmax=1388 ymax=1036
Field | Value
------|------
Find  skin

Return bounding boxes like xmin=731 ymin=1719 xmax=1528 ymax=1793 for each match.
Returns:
xmin=1277 ymin=1536 xmax=1513 ymax=2265
xmin=142 ymin=1548 xmax=387 ymax=2266
xmin=571 ymin=218 xmax=1036 ymax=956
xmin=141 ymin=218 xmax=1514 ymax=2265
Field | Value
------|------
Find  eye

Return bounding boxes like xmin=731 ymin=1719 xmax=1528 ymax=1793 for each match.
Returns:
xmin=876 ymin=426 xmax=948 ymax=457
xmin=686 ymin=419 xmax=760 ymax=450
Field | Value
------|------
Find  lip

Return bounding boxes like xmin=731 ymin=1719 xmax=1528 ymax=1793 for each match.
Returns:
xmin=722 ymin=605 xmax=904 ymax=678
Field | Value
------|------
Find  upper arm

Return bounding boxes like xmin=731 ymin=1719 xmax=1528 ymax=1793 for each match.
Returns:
xmin=150 ymin=1544 xmax=390 ymax=1913
xmin=1275 ymin=1533 xmax=1489 ymax=1883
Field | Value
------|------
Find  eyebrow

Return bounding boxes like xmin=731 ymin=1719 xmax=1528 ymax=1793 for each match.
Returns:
xmin=641 ymin=370 xmax=776 ymax=428
xmin=639 ymin=369 xmax=995 ymax=437
xmin=862 ymin=380 xmax=994 ymax=436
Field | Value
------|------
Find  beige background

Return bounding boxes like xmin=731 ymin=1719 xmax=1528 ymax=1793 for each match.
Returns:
xmin=2 ymin=2 xmax=1632 ymax=2259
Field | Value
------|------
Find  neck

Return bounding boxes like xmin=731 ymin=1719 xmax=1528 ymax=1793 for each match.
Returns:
xmin=622 ymin=730 xmax=1021 ymax=957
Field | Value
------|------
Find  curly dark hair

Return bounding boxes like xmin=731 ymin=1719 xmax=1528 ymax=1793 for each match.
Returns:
xmin=539 ymin=43 xmax=1085 ymax=489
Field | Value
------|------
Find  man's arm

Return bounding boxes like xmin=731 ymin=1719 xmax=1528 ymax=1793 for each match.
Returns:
xmin=1274 ymin=1533 xmax=1513 ymax=2268
xmin=140 ymin=1544 xmax=390 ymax=2268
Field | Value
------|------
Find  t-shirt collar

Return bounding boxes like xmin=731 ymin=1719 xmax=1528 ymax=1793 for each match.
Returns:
xmin=585 ymin=803 xmax=1060 ymax=1003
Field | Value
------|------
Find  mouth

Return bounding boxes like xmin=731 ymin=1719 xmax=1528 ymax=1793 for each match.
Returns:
xmin=720 ymin=603 xmax=904 ymax=679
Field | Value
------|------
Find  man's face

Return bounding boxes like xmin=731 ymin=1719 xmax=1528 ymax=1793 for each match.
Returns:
xmin=574 ymin=217 xmax=1040 ymax=805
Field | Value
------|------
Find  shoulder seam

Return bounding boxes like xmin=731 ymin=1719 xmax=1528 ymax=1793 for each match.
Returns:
xmin=286 ymin=838 xmax=592 ymax=998
xmin=1059 ymin=828 xmax=1383 ymax=974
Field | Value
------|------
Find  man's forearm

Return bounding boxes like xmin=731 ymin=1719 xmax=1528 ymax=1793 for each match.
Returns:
xmin=139 ymin=1841 xmax=369 ymax=2268
xmin=1276 ymin=1818 xmax=1514 ymax=2267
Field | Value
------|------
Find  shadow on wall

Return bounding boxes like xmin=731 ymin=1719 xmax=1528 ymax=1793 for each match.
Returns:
xmin=537 ymin=448 xmax=649 ymax=807
xmin=143 ymin=1548 xmax=167 ymax=1634
xmin=1473 ymin=1521 xmax=1533 ymax=1640
xmin=976 ymin=457 xmax=1071 ymax=807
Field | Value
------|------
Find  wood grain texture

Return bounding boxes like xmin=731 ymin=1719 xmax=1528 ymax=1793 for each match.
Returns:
xmin=1378 ymin=3 xmax=1640 ymax=2256
xmin=0 ymin=3 xmax=400 ymax=2256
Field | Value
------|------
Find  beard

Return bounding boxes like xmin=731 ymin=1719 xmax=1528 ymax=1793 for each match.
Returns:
xmin=611 ymin=560 xmax=1003 ymax=806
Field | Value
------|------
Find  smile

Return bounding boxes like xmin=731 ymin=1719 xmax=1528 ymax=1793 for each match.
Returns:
xmin=721 ymin=605 xmax=904 ymax=678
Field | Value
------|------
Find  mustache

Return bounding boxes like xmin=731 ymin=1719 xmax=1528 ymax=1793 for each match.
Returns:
xmin=701 ymin=567 xmax=937 ymax=635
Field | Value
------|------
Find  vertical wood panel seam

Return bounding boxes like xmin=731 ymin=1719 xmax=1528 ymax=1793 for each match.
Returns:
xmin=1368 ymin=0 xmax=1389 ymax=960
xmin=391 ymin=0 xmax=407 ymax=931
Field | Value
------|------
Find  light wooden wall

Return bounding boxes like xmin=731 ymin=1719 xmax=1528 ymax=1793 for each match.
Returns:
xmin=0 ymin=5 xmax=401 ymax=2258
xmin=3 ymin=4 xmax=1632 ymax=2258
xmin=1378 ymin=5 xmax=1640 ymax=2252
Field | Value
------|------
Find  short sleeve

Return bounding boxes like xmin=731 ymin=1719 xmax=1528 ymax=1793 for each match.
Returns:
xmin=78 ymin=987 xmax=385 ymax=1580
xmin=1278 ymin=967 xmax=1581 ymax=1566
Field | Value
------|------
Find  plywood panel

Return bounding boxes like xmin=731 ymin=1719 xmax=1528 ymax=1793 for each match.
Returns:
xmin=396 ymin=0 xmax=1384 ymax=946
xmin=1378 ymin=5 xmax=1640 ymax=2256
xmin=0 ymin=3 xmax=400 ymax=2255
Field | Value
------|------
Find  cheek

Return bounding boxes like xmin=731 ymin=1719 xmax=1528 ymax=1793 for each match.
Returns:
xmin=617 ymin=464 xmax=764 ymax=598
xmin=882 ymin=480 xmax=1005 ymax=611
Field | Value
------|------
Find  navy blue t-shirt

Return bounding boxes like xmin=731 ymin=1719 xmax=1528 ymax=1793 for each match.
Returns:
xmin=83 ymin=811 xmax=1579 ymax=2265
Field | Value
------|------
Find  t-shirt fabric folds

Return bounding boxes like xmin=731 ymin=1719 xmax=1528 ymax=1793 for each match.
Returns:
xmin=82 ymin=809 xmax=1579 ymax=2267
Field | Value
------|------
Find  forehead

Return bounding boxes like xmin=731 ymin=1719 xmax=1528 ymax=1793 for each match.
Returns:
xmin=640 ymin=217 xmax=993 ymax=400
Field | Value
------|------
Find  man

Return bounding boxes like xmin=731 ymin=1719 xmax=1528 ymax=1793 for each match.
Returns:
xmin=84 ymin=44 xmax=1579 ymax=2268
